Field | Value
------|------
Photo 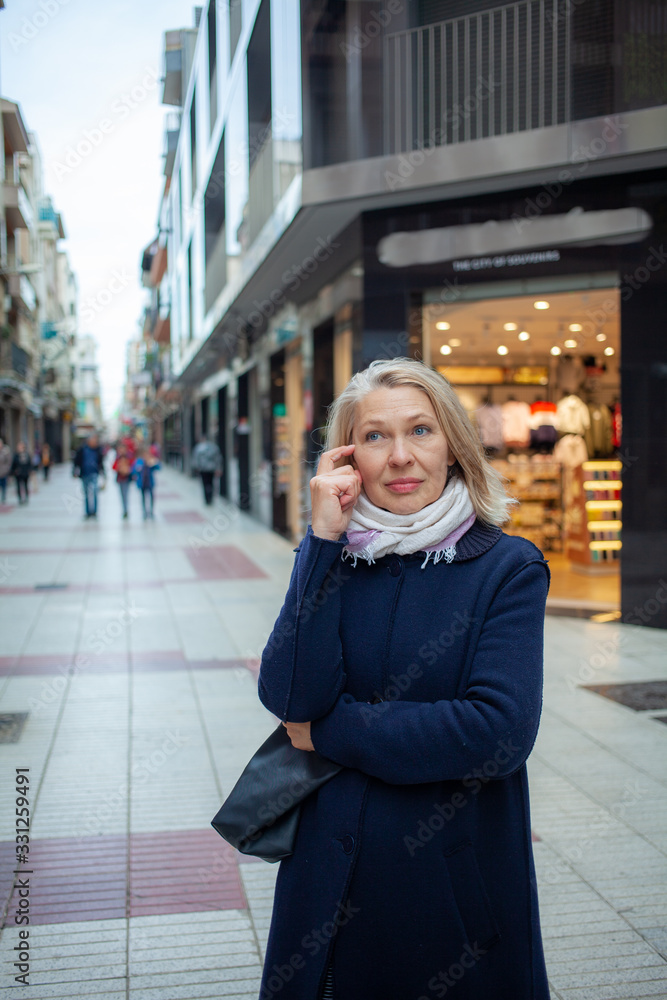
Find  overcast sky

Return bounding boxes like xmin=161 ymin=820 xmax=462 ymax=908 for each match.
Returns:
xmin=0 ymin=0 xmax=197 ymax=419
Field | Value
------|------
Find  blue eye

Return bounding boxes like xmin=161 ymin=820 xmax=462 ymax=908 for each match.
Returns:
xmin=413 ymin=426 xmax=430 ymax=436
xmin=366 ymin=431 xmax=382 ymax=441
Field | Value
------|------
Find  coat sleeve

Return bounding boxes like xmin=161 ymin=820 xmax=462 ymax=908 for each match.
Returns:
xmin=258 ymin=527 xmax=350 ymax=723
xmin=310 ymin=558 xmax=550 ymax=785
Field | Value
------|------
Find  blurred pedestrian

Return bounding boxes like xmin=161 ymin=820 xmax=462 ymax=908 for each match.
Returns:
xmin=191 ymin=434 xmax=221 ymax=505
xmin=73 ymin=433 xmax=105 ymax=519
xmin=132 ymin=446 xmax=160 ymax=520
xmin=112 ymin=443 xmax=133 ymax=519
xmin=41 ymin=443 xmax=52 ymax=481
xmin=0 ymin=438 xmax=11 ymax=504
xmin=11 ymin=442 xmax=32 ymax=505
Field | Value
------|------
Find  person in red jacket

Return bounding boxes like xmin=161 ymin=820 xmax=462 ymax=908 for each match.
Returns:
xmin=112 ymin=443 xmax=133 ymax=519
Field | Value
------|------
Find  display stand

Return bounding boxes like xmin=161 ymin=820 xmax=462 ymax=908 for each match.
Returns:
xmin=491 ymin=458 xmax=563 ymax=551
xmin=564 ymin=460 xmax=622 ymax=573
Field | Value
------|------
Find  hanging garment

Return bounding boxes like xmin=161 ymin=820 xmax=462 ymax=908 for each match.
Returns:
xmin=553 ymin=434 xmax=589 ymax=468
xmin=612 ymin=402 xmax=622 ymax=448
xmin=585 ymin=404 xmax=614 ymax=458
xmin=529 ymin=401 xmax=558 ymax=448
xmin=501 ymin=400 xmax=532 ymax=448
xmin=556 ymin=395 xmax=591 ymax=436
xmin=475 ymin=404 xmax=504 ymax=450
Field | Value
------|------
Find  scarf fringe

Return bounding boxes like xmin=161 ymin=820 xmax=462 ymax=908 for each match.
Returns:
xmin=420 ymin=545 xmax=457 ymax=569
xmin=343 ymin=542 xmax=457 ymax=569
xmin=341 ymin=545 xmax=377 ymax=568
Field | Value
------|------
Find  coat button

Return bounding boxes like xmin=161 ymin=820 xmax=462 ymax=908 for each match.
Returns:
xmin=388 ymin=555 xmax=402 ymax=577
xmin=341 ymin=834 xmax=355 ymax=855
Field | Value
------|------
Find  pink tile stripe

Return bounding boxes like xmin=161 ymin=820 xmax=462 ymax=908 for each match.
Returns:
xmin=0 ymin=829 xmax=247 ymax=927
xmin=0 ymin=654 xmax=256 ymax=677
xmin=186 ymin=545 xmax=267 ymax=580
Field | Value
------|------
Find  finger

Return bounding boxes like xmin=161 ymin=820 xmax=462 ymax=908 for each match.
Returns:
xmin=317 ymin=444 xmax=355 ymax=475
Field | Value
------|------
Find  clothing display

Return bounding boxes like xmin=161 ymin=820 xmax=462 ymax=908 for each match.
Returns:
xmin=612 ymin=401 xmax=622 ymax=448
xmin=556 ymin=394 xmax=591 ymax=436
xmin=475 ymin=403 xmax=504 ymax=450
xmin=529 ymin=401 xmax=559 ymax=448
xmin=501 ymin=400 xmax=532 ymax=448
xmin=553 ymin=434 xmax=589 ymax=468
xmin=585 ymin=404 xmax=614 ymax=458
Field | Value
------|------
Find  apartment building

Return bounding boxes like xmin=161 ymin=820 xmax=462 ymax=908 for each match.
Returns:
xmin=0 ymin=98 xmax=40 ymax=451
xmin=158 ymin=0 xmax=667 ymax=627
xmin=0 ymin=99 xmax=77 ymax=461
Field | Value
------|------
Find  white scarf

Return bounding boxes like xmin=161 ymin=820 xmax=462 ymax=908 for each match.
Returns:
xmin=342 ymin=475 xmax=476 ymax=569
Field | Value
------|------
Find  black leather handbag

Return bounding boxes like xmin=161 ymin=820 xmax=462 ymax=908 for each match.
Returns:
xmin=211 ymin=723 xmax=342 ymax=863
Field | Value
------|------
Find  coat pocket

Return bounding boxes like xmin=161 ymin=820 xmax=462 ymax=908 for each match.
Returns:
xmin=444 ymin=839 xmax=501 ymax=951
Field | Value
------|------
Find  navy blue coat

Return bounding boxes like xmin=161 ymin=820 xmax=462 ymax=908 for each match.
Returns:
xmin=258 ymin=519 xmax=551 ymax=1000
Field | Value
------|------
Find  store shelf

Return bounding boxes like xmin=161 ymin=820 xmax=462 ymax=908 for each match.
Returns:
xmin=564 ymin=461 xmax=622 ymax=572
xmin=492 ymin=458 xmax=563 ymax=552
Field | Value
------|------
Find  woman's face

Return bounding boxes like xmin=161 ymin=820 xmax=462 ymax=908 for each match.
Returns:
xmin=351 ymin=386 xmax=456 ymax=514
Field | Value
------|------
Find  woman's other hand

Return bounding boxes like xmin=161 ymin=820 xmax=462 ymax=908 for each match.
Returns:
xmin=310 ymin=444 xmax=363 ymax=541
xmin=283 ymin=720 xmax=314 ymax=752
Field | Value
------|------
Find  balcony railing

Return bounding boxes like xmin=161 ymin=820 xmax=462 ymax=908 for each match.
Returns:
xmin=383 ymin=0 xmax=569 ymax=155
xmin=0 ymin=339 xmax=32 ymax=384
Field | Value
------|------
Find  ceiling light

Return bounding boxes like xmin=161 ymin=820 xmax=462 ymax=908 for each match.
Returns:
xmin=518 ymin=331 xmax=530 ymax=341
xmin=564 ymin=339 xmax=578 ymax=349
xmin=569 ymin=323 xmax=582 ymax=332
xmin=534 ymin=300 xmax=550 ymax=310
xmin=436 ymin=321 xmax=450 ymax=330
xmin=596 ymin=332 xmax=607 ymax=342
xmin=503 ymin=322 xmax=517 ymax=331
xmin=604 ymin=347 xmax=615 ymax=356
xmin=550 ymin=346 xmax=562 ymax=356
xmin=497 ymin=345 xmax=509 ymax=356
xmin=448 ymin=338 xmax=462 ymax=347
xmin=439 ymin=344 xmax=452 ymax=355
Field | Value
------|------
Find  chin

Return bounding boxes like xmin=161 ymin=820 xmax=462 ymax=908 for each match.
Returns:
xmin=379 ymin=493 xmax=433 ymax=515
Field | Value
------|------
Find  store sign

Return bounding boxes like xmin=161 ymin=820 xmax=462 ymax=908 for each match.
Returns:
xmin=437 ymin=365 xmax=505 ymax=384
xmin=452 ymin=250 xmax=561 ymax=272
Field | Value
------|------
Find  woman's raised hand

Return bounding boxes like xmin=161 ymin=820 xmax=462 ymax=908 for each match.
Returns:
xmin=310 ymin=444 xmax=363 ymax=541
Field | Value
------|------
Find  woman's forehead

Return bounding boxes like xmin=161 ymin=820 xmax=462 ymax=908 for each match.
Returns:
xmin=355 ymin=385 xmax=435 ymax=421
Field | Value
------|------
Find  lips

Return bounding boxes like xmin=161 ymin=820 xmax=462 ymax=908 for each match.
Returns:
xmin=385 ymin=478 xmax=423 ymax=493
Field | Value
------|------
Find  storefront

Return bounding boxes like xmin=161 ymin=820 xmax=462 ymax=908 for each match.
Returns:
xmin=421 ymin=282 xmax=622 ymax=613
xmin=359 ymin=167 xmax=667 ymax=624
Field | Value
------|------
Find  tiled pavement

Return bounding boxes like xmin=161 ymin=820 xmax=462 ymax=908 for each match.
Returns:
xmin=0 ymin=463 xmax=665 ymax=999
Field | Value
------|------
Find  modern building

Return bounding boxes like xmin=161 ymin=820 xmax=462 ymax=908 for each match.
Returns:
xmin=157 ymin=0 xmax=667 ymax=627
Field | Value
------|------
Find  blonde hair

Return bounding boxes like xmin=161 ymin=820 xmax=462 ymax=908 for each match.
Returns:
xmin=324 ymin=358 xmax=514 ymax=527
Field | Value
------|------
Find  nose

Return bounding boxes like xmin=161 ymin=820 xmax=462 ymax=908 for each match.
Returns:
xmin=388 ymin=436 xmax=414 ymax=467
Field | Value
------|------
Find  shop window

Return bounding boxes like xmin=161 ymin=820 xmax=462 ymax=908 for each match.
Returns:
xmin=208 ymin=0 xmax=218 ymax=132
xmin=190 ymin=86 xmax=197 ymax=199
xmin=247 ymin=0 xmax=272 ymax=170
xmin=204 ymin=133 xmax=226 ymax=314
xmin=229 ymin=0 xmax=242 ymax=65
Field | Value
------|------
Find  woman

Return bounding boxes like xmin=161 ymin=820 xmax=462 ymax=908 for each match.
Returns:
xmin=258 ymin=359 xmax=551 ymax=1000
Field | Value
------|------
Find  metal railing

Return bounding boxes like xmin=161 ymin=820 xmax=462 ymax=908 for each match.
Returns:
xmin=383 ymin=0 xmax=570 ymax=155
